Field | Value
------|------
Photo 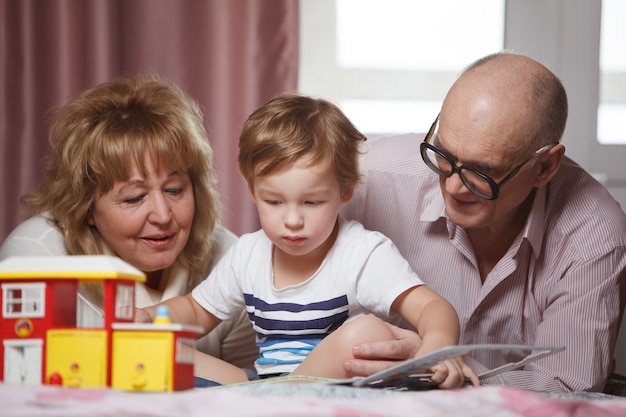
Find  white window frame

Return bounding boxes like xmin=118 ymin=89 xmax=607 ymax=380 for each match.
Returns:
xmin=300 ymin=0 xmax=626 ymax=182
xmin=505 ymin=0 xmax=626 ymax=182
xmin=176 ymin=338 xmax=195 ymax=364
xmin=2 ymin=283 xmax=46 ymax=318
xmin=115 ymin=284 xmax=134 ymax=320
xmin=299 ymin=0 xmax=494 ymax=134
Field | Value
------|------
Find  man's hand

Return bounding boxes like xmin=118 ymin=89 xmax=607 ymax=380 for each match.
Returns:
xmin=343 ymin=322 xmax=480 ymax=389
xmin=343 ymin=322 xmax=422 ymax=377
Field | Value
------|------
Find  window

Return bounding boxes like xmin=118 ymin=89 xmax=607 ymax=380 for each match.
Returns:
xmin=2 ymin=283 xmax=46 ymax=318
xmin=77 ymin=282 xmax=104 ymax=328
xmin=299 ymin=0 xmax=505 ymax=136
xmin=176 ymin=338 xmax=195 ymax=364
xmin=598 ymin=0 xmax=626 ymax=144
xmin=115 ymin=284 xmax=134 ymax=320
xmin=301 ymin=0 xmax=626 ymax=182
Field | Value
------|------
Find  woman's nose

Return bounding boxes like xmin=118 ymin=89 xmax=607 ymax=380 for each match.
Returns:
xmin=148 ymin=193 xmax=172 ymax=223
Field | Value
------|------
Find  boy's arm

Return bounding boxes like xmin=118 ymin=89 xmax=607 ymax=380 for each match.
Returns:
xmin=136 ymin=293 xmax=222 ymax=334
xmin=392 ymin=285 xmax=479 ymax=388
xmin=391 ymin=285 xmax=459 ymax=355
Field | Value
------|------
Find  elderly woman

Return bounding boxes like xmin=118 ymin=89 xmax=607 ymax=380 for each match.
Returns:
xmin=0 ymin=74 xmax=257 ymax=375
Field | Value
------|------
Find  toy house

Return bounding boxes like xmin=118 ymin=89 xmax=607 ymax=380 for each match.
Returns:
xmin=0 ymin=255 xmax=201 ymax=391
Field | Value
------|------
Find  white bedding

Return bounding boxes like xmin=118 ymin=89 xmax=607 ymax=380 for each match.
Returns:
xmin=2 ymin=382 xmax=626 ymax=417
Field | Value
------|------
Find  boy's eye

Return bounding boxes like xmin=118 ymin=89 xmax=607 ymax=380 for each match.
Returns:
xmin=265 ymin=200 xmax=281 ymax=205
xmin=305 ymin=201 xmax=321 ymax=206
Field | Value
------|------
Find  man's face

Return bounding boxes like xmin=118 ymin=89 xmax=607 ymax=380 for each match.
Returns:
xmin=434 ymin=110 xmax=540 ymax=234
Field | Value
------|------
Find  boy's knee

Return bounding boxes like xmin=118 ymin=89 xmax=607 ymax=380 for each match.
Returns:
xmin=350 ymin=313 xmax=386 ymax=330
xmin=336 ymin=314 xmax=394 ymax=347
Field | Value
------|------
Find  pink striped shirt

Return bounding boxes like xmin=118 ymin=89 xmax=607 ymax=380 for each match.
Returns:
xmin=341 ymin=133 xmax=626 ymax=392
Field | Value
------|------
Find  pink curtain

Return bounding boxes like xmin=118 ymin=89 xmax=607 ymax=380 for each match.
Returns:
xmin=0 ymin=0 xmax=299 ymax=241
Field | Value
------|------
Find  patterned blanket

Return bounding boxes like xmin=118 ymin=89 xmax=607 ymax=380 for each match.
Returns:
xmin=2 ymin=382 xmax=626 ymax=417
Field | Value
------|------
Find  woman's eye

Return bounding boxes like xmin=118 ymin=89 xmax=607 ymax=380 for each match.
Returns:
xmin=123 ymin=195 xmax=144 ymax=204
xmin=165 ymin=188 xmax=184 ymax=196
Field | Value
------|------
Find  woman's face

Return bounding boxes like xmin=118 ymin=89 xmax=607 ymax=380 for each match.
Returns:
xmin=87 ymin=154 xmax=195 ymax=274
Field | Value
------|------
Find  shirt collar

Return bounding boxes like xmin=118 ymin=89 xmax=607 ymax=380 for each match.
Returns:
xmin=418 ymin=185 xmax=547 ymax=258
xmin=521 ymin=185 xmax=547 ymax=258
xmin=420 ymin=189 xmax=447 ymax=222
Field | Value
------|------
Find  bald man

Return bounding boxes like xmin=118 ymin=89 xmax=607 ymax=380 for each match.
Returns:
xmin=341 ymin=51 xmax=626 ymax=392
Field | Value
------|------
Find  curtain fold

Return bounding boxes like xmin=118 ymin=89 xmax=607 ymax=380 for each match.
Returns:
xmin=0 ymin=0 xmax=299 ymax=241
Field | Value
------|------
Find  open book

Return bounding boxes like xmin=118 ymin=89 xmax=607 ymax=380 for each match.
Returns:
xmin=329 ymin=344 xmax=565 ymax=389
xmin=211 ymin=344 xmax=565 ymax=390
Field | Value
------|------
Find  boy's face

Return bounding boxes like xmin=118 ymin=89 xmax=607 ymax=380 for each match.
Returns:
xmin=251 ymin=158 xmax=352 ymax=261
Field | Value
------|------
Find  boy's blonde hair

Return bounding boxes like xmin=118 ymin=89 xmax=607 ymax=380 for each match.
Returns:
xmin=23 ymin=73 xmax=220 ymax=279
xmin=238 ymin=92 xmax=366 ymax=196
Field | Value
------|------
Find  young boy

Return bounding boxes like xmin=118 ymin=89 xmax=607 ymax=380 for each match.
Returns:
xmin=137 ymin=92 xmax=478 ymax=388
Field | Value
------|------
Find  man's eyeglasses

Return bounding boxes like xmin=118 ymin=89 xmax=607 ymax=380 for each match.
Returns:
xmin=419 ymin=114 xmax=556 ymax=200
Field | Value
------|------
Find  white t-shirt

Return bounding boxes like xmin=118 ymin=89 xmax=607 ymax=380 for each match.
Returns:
xmin=192 ymin=218 xmax=423 ymax=376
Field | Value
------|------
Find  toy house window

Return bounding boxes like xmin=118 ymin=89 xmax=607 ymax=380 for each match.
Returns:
xmin=115 ymin=284 xmax=134 ymax=320
xmin=176 ymin=338 xmax=195 ymax=364
xmin=2 ymin=283 xmax=46 ymax=318
xmin=77 ymin=282 xmax=104 ymax=328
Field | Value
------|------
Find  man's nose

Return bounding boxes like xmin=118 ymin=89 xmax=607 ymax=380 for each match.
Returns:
xmin=444 ymin=171 xmax=471 ymax=195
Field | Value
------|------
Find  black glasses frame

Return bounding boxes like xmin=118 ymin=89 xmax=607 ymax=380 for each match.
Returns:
xmin=419 ymin=114 xmax=555 ymax=200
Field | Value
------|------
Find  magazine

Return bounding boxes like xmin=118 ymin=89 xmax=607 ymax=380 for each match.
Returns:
xmin=329 ymin=344 xmax=565 ymax=389
xmin=212 ymin=344 xmax=565 ymax=391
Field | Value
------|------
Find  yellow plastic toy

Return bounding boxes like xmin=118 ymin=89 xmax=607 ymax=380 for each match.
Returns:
xmin=0 ymin=255 xmax=201 ymax=391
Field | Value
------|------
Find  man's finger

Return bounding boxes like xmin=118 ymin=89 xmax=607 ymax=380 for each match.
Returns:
xmin=353 ymin=339 xmax=418 ymax=360
xmin=343 ymin=358 xmax=404 ymax=377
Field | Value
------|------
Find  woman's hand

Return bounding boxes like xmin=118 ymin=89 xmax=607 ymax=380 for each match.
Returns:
xmin=134 ymin=307 xmax=153 ymax=323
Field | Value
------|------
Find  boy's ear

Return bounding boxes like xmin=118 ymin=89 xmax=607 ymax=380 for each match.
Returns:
xmin=534 ymin=144 xmax=565 ymax=187
xmin=341 ymin=184 xmax=355 ymax=204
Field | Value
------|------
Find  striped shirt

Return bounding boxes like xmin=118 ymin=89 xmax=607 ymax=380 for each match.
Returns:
xmin=341 ymin=133 xmax=626 ymax=392
xmin=192 ymin=219 xmax=422 ymax=376
xmin=245 ymin=293 xmax=348 ymax=372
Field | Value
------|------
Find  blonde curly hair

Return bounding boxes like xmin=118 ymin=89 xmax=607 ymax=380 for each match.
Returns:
xmin=23 ymin=73 xmax=220 ymax=279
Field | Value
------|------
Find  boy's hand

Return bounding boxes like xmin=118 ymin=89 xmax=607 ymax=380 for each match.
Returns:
xmin=429 ymin=357 xmax=480 ymax=389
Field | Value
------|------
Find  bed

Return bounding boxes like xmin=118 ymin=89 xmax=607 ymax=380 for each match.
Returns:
xmin=3 ymin=381 xmax=626 ymax=417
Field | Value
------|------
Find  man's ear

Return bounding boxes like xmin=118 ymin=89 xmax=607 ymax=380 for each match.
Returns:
xmin=534 ymin=144 xmax=565 ymax=187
